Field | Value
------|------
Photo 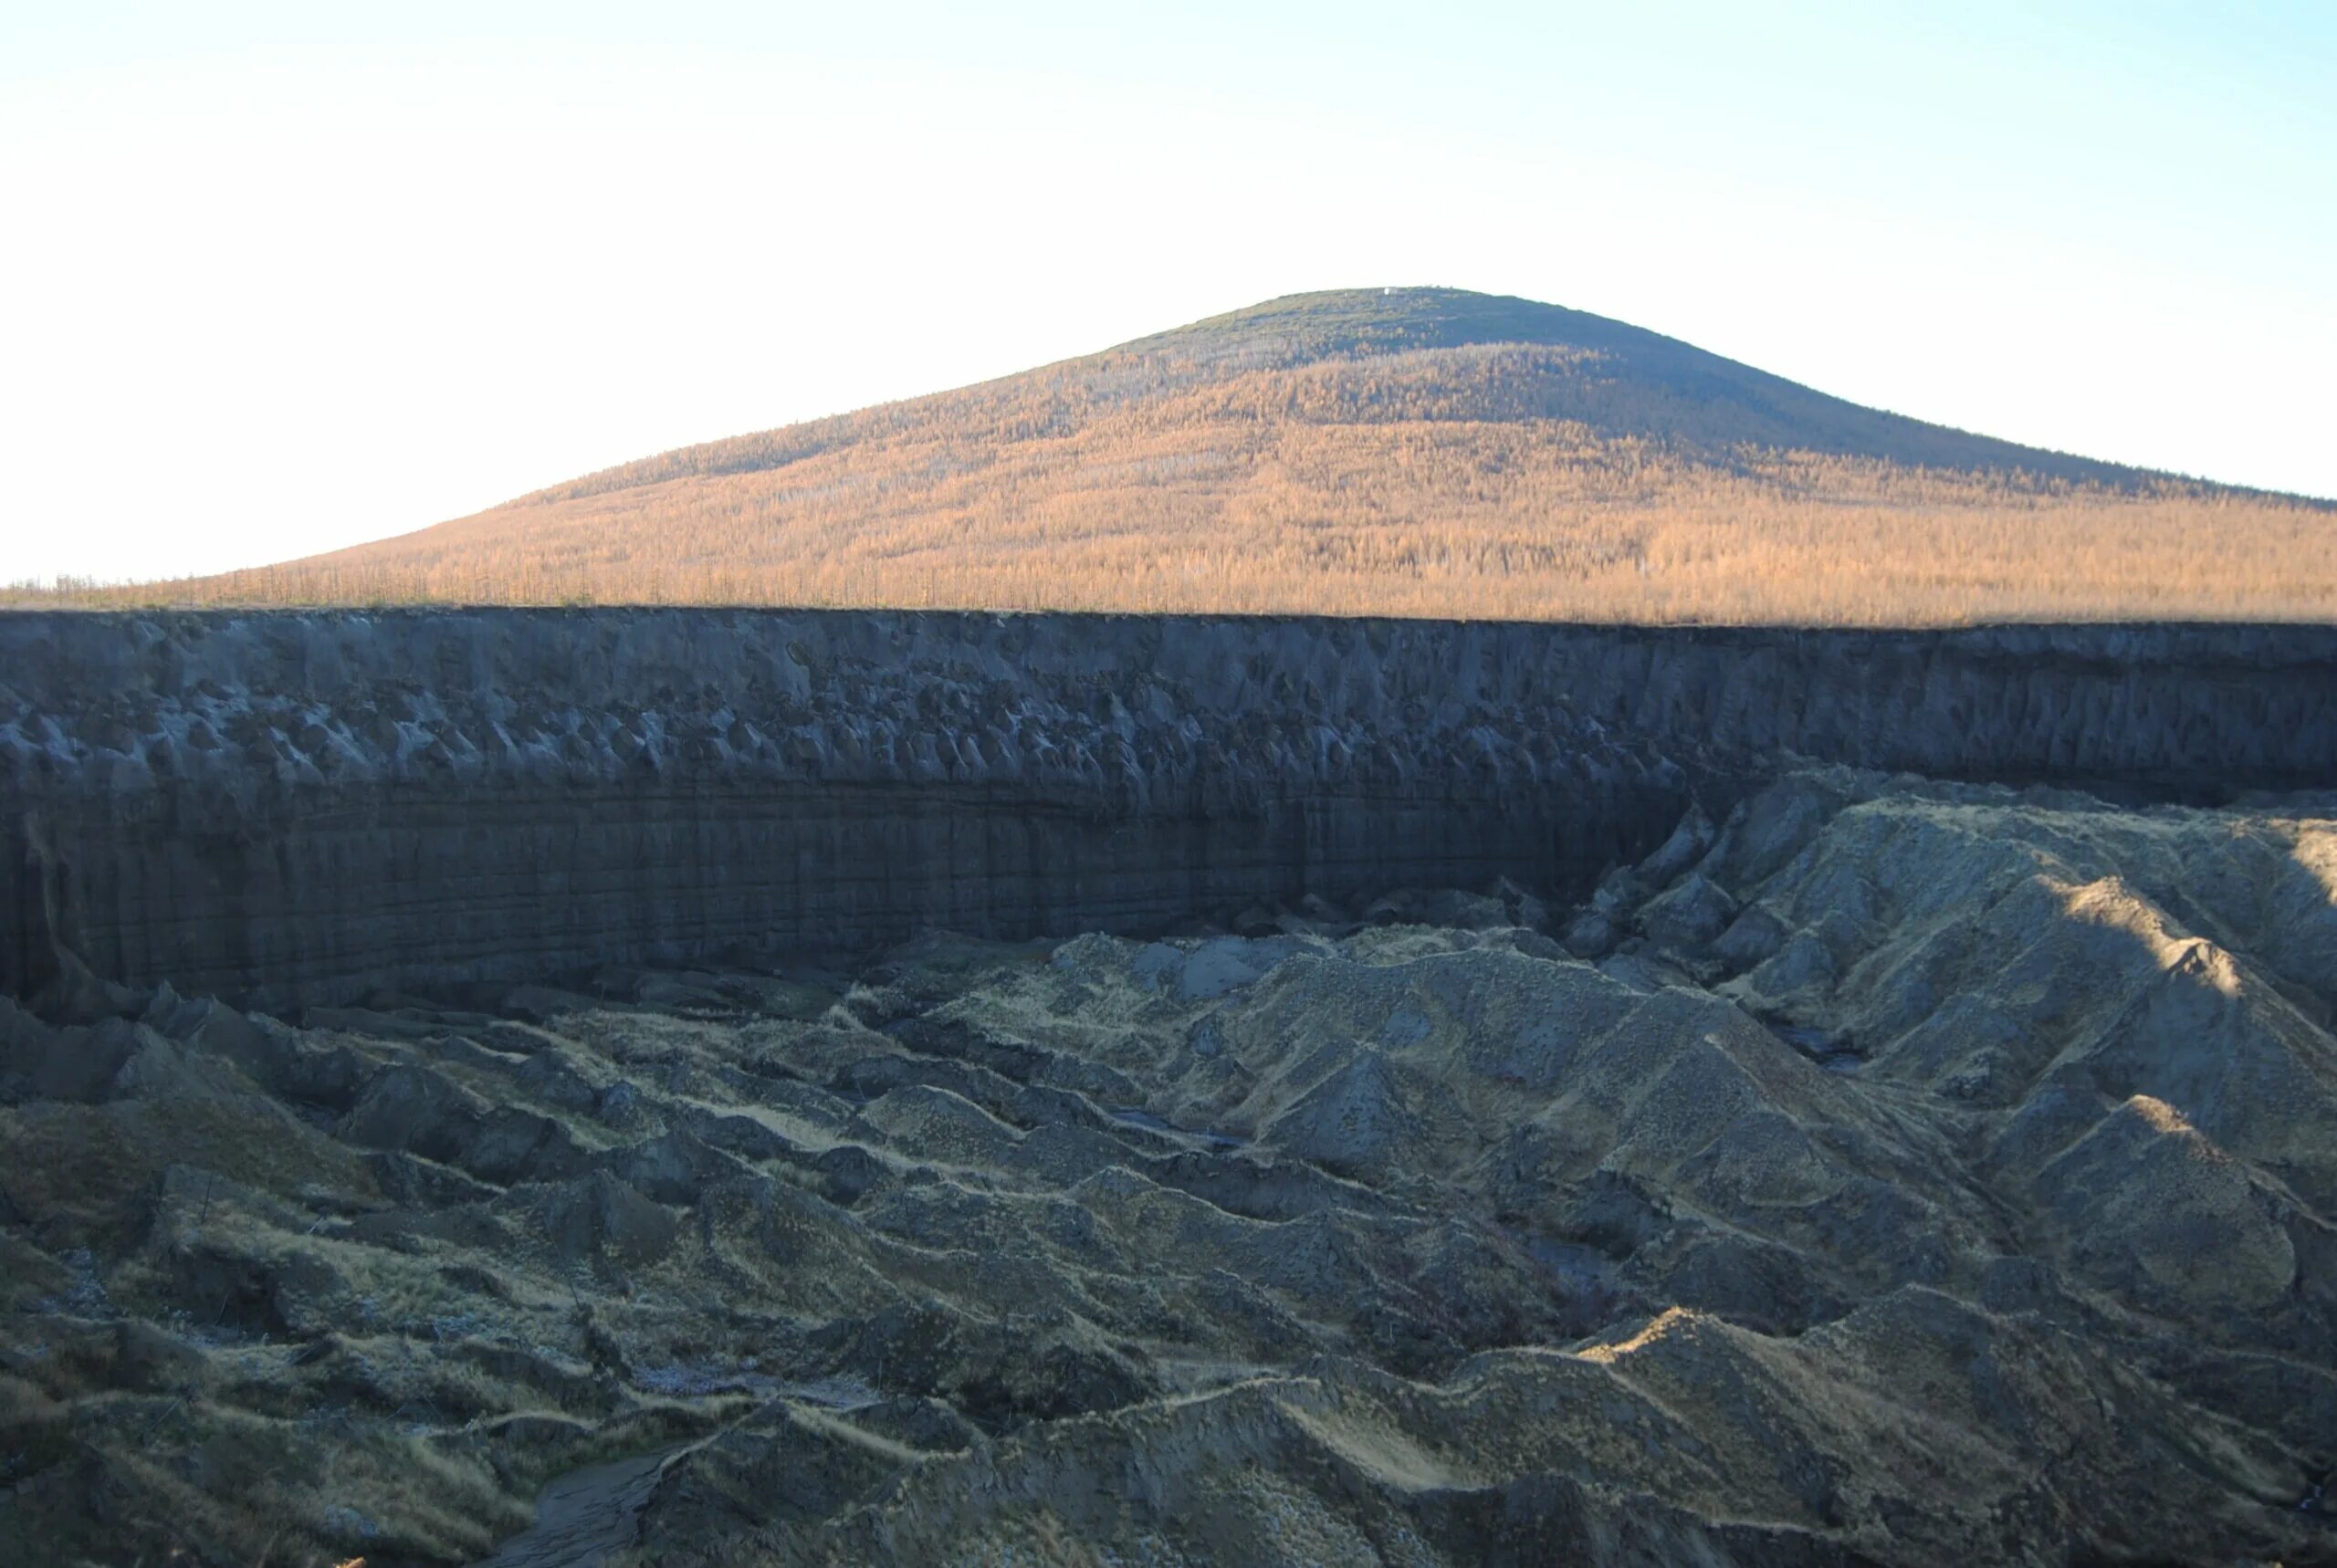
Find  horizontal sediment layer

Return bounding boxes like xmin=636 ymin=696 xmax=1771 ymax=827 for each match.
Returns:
xmin=5 ymin=610 xmax=2336 ymax=1000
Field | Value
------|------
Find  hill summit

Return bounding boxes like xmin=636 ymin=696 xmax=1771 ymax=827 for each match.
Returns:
xmin=85 ymin=287 xmax=2337 ymax=622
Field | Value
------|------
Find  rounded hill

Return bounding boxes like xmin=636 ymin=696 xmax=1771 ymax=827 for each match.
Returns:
xmin=55 ymin=287 xmax=2337 ymax=623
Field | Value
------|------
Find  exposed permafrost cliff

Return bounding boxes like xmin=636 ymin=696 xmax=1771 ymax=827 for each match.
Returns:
xmin=5 ymin=611 xmax=2334 ymax=1002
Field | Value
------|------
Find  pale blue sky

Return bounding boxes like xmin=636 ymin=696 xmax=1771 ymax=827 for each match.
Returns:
xmin=4 ymin=3 xmax=2332 ymax=580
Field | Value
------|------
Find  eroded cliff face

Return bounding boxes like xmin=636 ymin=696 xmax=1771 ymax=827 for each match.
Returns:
xmin=5 ymin=610 xmax=2335 ymax=1002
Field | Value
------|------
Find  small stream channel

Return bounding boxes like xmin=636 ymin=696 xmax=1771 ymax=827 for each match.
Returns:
xmin=470 ymin=1446 xmax=682 ymax=1568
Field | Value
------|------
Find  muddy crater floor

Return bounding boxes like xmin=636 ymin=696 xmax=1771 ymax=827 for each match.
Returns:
xmin=5 ymin=768 xmax=2337 ymax=1566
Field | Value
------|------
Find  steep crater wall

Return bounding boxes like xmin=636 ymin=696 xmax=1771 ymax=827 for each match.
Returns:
xmin=5 ymin=610 xmax=2335 ymax=1003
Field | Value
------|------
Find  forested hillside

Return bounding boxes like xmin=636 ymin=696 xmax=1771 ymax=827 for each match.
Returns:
xmin=22 ymin=288 xmax=2332 ymax=623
